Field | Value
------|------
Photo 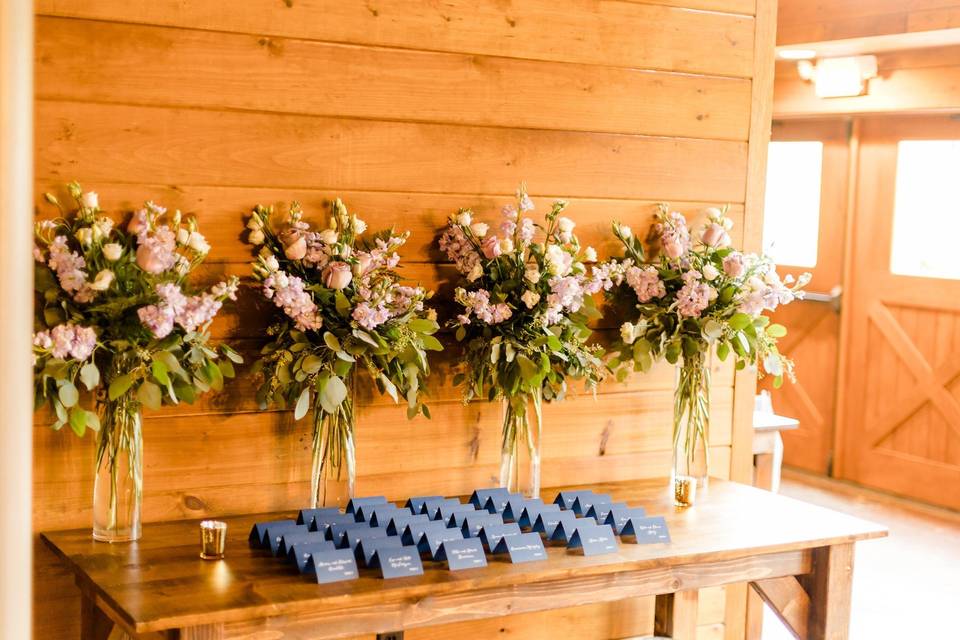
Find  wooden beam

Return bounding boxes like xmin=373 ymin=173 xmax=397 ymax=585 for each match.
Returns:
xmin=750 ymin=576 xmax=810 ymax=639
xmin=803 ymin=544 xmax=855 ymax=640
xmin=655 ymin=590 xmax=700 ymax=640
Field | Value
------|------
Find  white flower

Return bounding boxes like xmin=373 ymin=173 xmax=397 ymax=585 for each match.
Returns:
xmin=75 ymin=227 xmax=93 ymax=246
xmin=499 ymin=238 xmax=514 ymax=254
xmin=702 ymin=264 xmax=719 ymax=281
xmin=88 ymin=269 xmax=114 ymax=291
xmin=102 ymin=242 xmax=123 ymax=261
xmin=456 ymin=211 xmax=472 ymax=227
xmin=583 ymin=246 xmax=597 ymax=262
xmin=619 ymin=224 xmax=632 ymax=239
xmin=557 ymin=217 xmax=575 ymax=233
xmin=188 ymin=231 xmax=210 ymax=254
xmin=248 ymin=228 xmax=265 ymax=245
xmin=92 ymin=217 xmax=112 ymax=241
xmin=524 ymin=266 xmax=540 ymax=284
xmin=338 ymin=244 xmax=352 ymax=258
xmin=704 ymin=207 xmax=723 ymax=221
xmin=264 ymin=254 xmax=280 ymax=272
xmin=544 ymin=244 xmax=571 ymax=276
xmin=620 ymin=321 xmax=636 ymax=345
xmin=246 ymin=216 xmax=262 ymax=231
xmin=467 ymin=262 xmax=483 ymax=282
xmin=177 ymin=228 xmax=191 ymax=245
xmin=175 ymin=256 xmax=190 ymax=276
xmin=521 ymin=290 xmax=540 ymax=309
xmin=81 ymin=191 xmax=98 ymax=210
xmin=352 ymin=215 xmax=367 ymax=234
xmin=470 ymin=222 xmax=489 ymax=238
xmin=319 ymin=229 xmax=338 ymax=244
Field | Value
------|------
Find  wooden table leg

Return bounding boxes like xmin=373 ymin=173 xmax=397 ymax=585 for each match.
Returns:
xmin=171 ymin=624 xmax=225 ymax=639
xmin=745 ymin=587 xmax=765 ymax=640
xmin=81 ymin=592 xmax=114 ymax=640
xmin=654 ymin=590 xmax=699 ymax=640
xmin=804 ymin=543 xmax=854 ymax=640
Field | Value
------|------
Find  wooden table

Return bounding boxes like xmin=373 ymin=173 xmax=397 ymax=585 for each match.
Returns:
xmin=753 ymin=412 xmax=800 ymax=493
xmin=42 ymin=479 xmax=886 ymax=640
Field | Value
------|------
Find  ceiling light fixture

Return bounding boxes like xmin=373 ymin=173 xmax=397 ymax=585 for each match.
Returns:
xmin=796 ymin=55 xmax=878 ymax=98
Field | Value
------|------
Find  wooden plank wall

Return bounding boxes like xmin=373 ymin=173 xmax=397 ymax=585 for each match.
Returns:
xmin=777 ymin=0 xmax=960 ymax=45
xmin=32 ymin=1 xmax=774 ymax=638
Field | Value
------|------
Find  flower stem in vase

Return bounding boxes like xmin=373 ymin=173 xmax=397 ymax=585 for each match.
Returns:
xmin=92 ymin=393 xmax=143 ymax=542
xmin=310 ymin=378 xmax=356 ymax=509
xmin=499 ymin=389 xmax=542 ymax=498
xmin=672 ymin=350 xmax=711 ymax=507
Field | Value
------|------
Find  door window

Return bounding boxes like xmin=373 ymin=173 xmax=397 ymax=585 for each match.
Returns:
xmin=891 ymin=140 xmax=960 ymax=280
xmin=762 ymin=141 xmax=823 ymax=268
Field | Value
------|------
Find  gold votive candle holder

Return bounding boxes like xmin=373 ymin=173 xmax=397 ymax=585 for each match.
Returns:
xmin=199 ymin=520 xmax=227 ymax=560
xmin=673 ymin=475 xmax=697 ymax=508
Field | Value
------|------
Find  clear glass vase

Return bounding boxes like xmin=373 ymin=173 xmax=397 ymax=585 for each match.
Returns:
xmin=672 ymin=349 xmax=711 ymax=507
xmin=498 ymin=389 xmax=543 ymax=498
xmin=310 ymin=384 xmax=356 ymax=509
xmin=93 ymin=394 xmax=143 ymax=542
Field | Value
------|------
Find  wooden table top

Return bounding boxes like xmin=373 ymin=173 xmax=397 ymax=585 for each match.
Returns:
xmin=41 ymin=479 xmax=886 ymax=634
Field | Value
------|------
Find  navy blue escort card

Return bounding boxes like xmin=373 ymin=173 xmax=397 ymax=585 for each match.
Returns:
xmin=297 ymin=507 xmax=341 ymax=527
xmin=308 ymin=548 xmax=359 ymax=584
xmin=571 ymin=493 xmax=612 ymax=517
xmin=265 ymin=523 xmax=308 ymax=555
xmin=567 ymin=523 xmax=619 ymax=556
xmin=345 ymin=496 xmax=387 ymax=515
xmin=492 ymin=532 xmax=547 ymax=563
xmin=502 ymin=497 xmax=542 ymax=523
xmin=620 ymin=516 xmax=671 ymax=544
xmin=438 ymin=503 xmax=477 ymax=525
xmin=357 ymin=536 xmax=405 ymax=567
xmin=363 ymin=505 xmax=408 ymax=527
xmin=459 ymin=512 xmax=503 ymax=538
xmin=401 ymin=520 xmax=448 ymax=547
xmin=405 ymin=495 xmax=443 ymax=514
xmin=554 ymin=490 xmax=594 ymax=511
xmin=421 ymin=497 xmax=462 ymax=518
xmin=328 ymin=521 xmax=370 ymax=548
xmin=482 ymin=491 xmax=524 ymax=515
xmin=604 ymin=507 xmax=648 ymax=534
xmin=277 ymin=530 xmax=326 ymax=558
xmin=354 ymin=502 xmax=399 ymax=523
xmin=436 ymin=538 xmax=488 ymax=571
xmin=585 ymin=501 xmax=627 ymax=525
xmin=249 ymin=519 xmax=296 ymax=548
xmin=532 ymin=510 xmax=578 ymax=539
xmin=518 ymin=502 xmax=560 ymax=529
xmin=424 ymin=527 xmax=465 ymax=559
xmin=289 ymin=540 xmax=336 ymax=572
xmin=373 ymin=546 xmax=425 ymax=579
xmin=308 ymin=512 xmax=356 ymax=535
xmin=469 ymin=488 xmax=511 ymax=509
xmin=478 ymin=523 xmax=522 ymax=552
xmin=346 ymin=527 xmax=388 ymax=554
xmin=386 ymin=513 xmax=430 ymax=536
xmin=548 ymin=518 xmax=591 ymax=544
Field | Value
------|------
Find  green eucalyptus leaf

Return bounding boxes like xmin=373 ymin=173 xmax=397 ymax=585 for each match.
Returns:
xmin=409 ymin=318 xmax=440 ymax=335
xmin=335 ymin=291 xmax=351 ymax=317
xmin=379 ymin=375 xmax=399 ymax=403
xmin=323 ymin=332 xmax=341 ymax=351
xmin=294 ymin=387 xmax=310 ymax=420
xmin=79 ymin=362 xmax=100 ymax=391
xmin=716 ymin=341 xmax=731 ymax=362
xmin=728 ymin=312 xmax=751 ymax=331
xmin=58 ymin=381 xmax=79 ymax=408
xmin=151 ymin=359 xmax=170 ymax=386
xmin=68 ymin=407 xmax=87 ymax=437
xmin=420 ymin=335 xmax=443 ymax=352
xmin=218 ymin=359 xmax=236 ymax=379
xmin=136 ymin=381 xmax=162 ymax=411
xmin=220 ymin=344 xmax=244 ymax=364
xmin=204 ymin=360 xmax=224 ymax=392
xmin=301 ymin=355 xmax=324 ymax=374
xmin=336 ymin=350 xmax=356 ymax=362
xmin=767 ymin=323 xmax=788 ymax=338
xmin=85 ymin=410 xmax=101 ymax=432
xmin=319 ymin=375 xmax=348 ymax=413
xmin=455 ymin=326 xmax=466 ymax=342
xmin=703 ymin=319 xmax=723 ymax=340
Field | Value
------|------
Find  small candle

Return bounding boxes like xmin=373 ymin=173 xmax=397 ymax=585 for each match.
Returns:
xmin=199 ymin=520 xmax=227 ymax=560
xmin=673 ymin=475 xmax=697 ymax=508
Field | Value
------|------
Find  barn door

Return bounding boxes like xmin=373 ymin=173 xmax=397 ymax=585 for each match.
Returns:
xmin=838 ymin=116 xmax=960 ymax=510
xmin=760 ymin=119 xmax=850 ymax=475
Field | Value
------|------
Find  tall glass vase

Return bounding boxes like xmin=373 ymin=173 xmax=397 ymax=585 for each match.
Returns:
xmin=310 ymin=380 xmax=356 ymax=509
xmin=92 ymin=393 xmax=143 ymax=542
xmin=498 ymin=389 xmax=542 ymax=498
xmin=672 ymin=349 xmax=711 ymax=507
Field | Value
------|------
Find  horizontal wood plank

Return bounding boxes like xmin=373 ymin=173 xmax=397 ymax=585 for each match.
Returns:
xmin=35 ymin=101 xmax=749 ymax=203
xmin=36 ymin=17 xmax=752 ymax=141
xmin=36 ymin=0 xmax=756 ymax=77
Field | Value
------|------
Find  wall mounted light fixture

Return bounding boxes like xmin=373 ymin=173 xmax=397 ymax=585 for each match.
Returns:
xmin=796 ymin=55 xmax=878 ymax=98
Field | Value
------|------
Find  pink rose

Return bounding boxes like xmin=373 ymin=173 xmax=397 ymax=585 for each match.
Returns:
xmin=701 ymin=223 xmax=725 ymax=247
xmin=723 ymin=252 xmax=745 ymax=278
xmin=284 ymin=237 xmax=307 ymax=261
xmin=353 ymin=253 xmax=373 ymax=276
xmin=662 ymin=239 xmax=684 ymax=259
xmin=323 ymin=261 xmax=353 ymax=289
xmin=481 ymin=236 xmax=501 ymax=259
xmin=127 ymin=210 xmax=147 ymax=235
xmin=136 ymin=244 xmax=167 ymax=273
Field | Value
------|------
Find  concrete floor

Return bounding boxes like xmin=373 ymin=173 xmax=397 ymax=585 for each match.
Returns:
xmin=761 ymin=475 xmax=960 ymax=639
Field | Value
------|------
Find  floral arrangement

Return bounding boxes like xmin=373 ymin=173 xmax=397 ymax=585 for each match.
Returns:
xmin=32 ymin=182 xmax=241 ymax=540
xmin=246 ymin=199 xmax=440 ymax=507
xmin=439 ymin=185 xmax=607 ymax=496
xmin=601 ymin=205 xmax=808 ymax=500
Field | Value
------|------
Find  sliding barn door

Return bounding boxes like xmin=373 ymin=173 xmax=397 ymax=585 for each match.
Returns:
xmin=839 ymin=116 xmax=960 ymax=510
xmin=760 ymin=120 xmax=849 ymax=474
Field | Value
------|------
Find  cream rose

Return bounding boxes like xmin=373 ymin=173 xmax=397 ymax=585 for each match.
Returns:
xmin=81 ymin=191 xmax=99 ymax=210
xmin=88 ymin=269 xmax=114 ymax=291
xmin=102 ymin=242 xmax=123 ymax=261
xmin=521 ymin=290 xmax=540 ymax=309
xmin=470 ymin=222 xmax=489 ymax=238
xmin=323 ymin=261 xmax=353 ymax=289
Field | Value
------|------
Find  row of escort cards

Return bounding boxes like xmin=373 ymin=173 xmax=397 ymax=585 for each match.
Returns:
xmin=249 ymin=488 xmax=670 ymax=584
